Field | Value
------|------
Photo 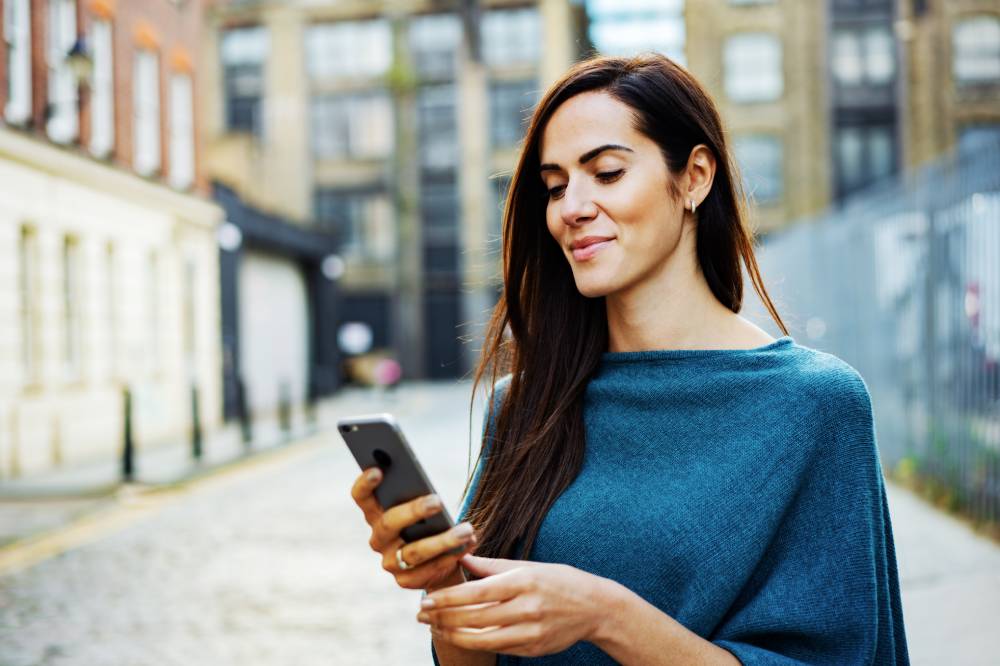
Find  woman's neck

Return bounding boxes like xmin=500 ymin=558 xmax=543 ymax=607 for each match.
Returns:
xmin=604 ymin=244 xmax=738 ymax=353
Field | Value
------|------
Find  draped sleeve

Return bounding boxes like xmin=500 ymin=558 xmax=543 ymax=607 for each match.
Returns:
xmin=710 ymin=372 xmax=909 ymax=665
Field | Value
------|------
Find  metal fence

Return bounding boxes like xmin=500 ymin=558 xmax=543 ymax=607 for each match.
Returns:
xmin=746 ymin=139 xmax=1000 ymax=528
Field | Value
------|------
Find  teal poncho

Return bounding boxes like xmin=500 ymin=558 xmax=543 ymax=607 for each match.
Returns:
xmin=435 ymin=337 xmax=909 ymax=664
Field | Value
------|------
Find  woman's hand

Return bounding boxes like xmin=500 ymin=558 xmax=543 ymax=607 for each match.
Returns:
xmin=350 ymin=467 xmax=478 ymax=592
xmin=417 ymin=554 xmax=614 ymax=658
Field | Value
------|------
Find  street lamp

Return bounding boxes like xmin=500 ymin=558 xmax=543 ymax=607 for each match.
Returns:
xmin=65 ymin=36 xmax=94 ymax=87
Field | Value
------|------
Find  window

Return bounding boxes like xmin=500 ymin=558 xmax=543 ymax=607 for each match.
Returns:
xmin=733 ymin=135 xmax=783 ymax=204
xmin=588 ymin=16 xmax=686 ymax=62
xmin=953 ymin=15 xmax=1000 ymax=85
xmin=832 ymin=26 xmax=895 ymax=87
xmin=221 ymin=26 xmax=267 ymax=136
xmin=729 ymin=0 xmax=775 ymax=4
xmin=315 ymin=188 xmax=395 ymax=261
xmin=482 ymin=8 xmax=541 ymax=67
xmin=63 ymin=236 xmax=81 ymax=380
xmin=835 ymin=124 xmax=895 ymax=198
xmin=958 ymin=124 xmax=1000 ymax=155
xmin=19 ymin=226 xmax=38 ymax=385
xmin=310 ymin=92 xmax=393 ymax=159
xmin=409 ymin=13 xmax=461 ymax=80
xmin=89 ymin=20 xmax=114 ymax=158
xmin=724 ymin=33 xmax=783 ymax=102
xmin=105 ymin=242 xmax=117 ymax=378
xmin=46 ymin=0 xmax=78 ymax=143
xmin=417 ymin=84 xmax=458 ymax=171
xmin=306 ymin=20 xmax=391 ymax=80
xmin=4 ymin=0 xmax=31 ymax=124
xmin=147 ymin=251 xmax=160 ymax=374
xmin=489 ymin=79 xmax=537 ymax=147
xmin=169 ymin=73 xmax=194 ymax=189
xmin=133 ymin=50 xmax=161 ymax=176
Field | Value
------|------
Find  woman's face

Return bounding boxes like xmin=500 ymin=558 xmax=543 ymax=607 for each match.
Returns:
xmin=539 ymin=91 xmax=688 ymax=299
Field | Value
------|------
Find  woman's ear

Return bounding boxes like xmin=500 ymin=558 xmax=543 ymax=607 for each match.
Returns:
xmin=685 ymin=144 xmax=716 ymax=210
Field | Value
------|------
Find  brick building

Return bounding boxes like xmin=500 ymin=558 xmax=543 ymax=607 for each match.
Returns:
xmin=0 ymin=0 xmax=223 ymax=478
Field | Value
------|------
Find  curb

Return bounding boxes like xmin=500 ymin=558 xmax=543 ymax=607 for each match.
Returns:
xmin=0 ymin=431 xmax=328 ymax=578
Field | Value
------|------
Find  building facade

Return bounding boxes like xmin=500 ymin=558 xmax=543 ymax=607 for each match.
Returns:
xmin=0 ymin=0 xmax=223 ymax=478
xmin=203 ymin=0 xmax=582 ymax=380
xmin=612 ymin=0 xmax=1000 ymax=232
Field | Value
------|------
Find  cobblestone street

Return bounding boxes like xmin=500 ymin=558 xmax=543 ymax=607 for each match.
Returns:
xmin=1 ymin=381 xmax=998 ymax=665
xmin=0 ymin=383 xmax=483 ymax=666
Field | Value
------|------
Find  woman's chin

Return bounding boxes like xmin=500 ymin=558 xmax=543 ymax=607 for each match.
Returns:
xmin=573 ymin=276 xmax=617 ymax=299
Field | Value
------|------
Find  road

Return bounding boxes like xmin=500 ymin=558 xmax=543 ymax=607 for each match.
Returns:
xmin=1 ymin=381 xmax=998 ymax=665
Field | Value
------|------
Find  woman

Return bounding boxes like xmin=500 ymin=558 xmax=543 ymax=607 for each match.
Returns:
xmin=350 ymin=54 xmax=909 ymax=665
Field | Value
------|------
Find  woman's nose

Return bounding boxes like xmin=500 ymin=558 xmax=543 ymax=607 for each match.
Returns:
xmin=559 ymin=181 xmax=598 ymax=226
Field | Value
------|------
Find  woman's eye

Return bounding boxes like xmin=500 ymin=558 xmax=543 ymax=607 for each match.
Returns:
xmin=547 ymin=185 xmax=566 ymax=200
xmin=597 ymin=169 xmax=624 ymax=183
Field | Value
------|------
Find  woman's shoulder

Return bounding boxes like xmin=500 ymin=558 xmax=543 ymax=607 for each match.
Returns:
xmin=780 ymin=341 xmax=874 ymax=421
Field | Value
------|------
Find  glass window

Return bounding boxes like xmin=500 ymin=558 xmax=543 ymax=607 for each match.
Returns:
xmin=587 ymin=15 xmax=685 ymax=63
xmin=315 ymin=188 xmax=396 ymax=261
xmin=729 ymin=0 xmax=776 ymax=4
xmin=306 ymin=20 xmax=392 ymax=80
xmin=724 ymin=33 xmax=783 ymax=102
xmin=958 ymin=124 xmax=1000 ymax=155
xmin=310 ymin=92 xmax=393 ymax=160
xmin=409 ymin=13 xmax=462 ymax=80
xmin=63 ymin=236 xmax=81 ymax=379
xmin=417 ymin=84 xmax=458 ymax=171
xmin=221 ymin=26 xmax=267 ymax=136
xmin=953 ymin=15 xmax=1000 ymax=85
xmin=4 ymin=0 xmax=32 ymax=124
xmin=147 ymin=251 xmax=161 ymax=375
xmin=733 ymin=135 xmax=783 ymax=204
xmin=489 ymin=79 xmax=536 ymax=147
xmin=46 ymin=0 xmax=78 ymax=143
xmin=835 ymin=124 xmax=896 ymax=197
xmin=169 ymin=73 xmax=195 ymax=189
xmin=133 ymin=50 xmax=161 ymax=176
xmin=482 ymin=8 xmax=541 ymax=67
xmin=832 ymin=26 xmax=895 ymax=87
xmin=421 ymin=177 xmax=459 ymax=245
xmin=19 ymin=226 xmax=38 ymax=384
xmin=89 ymin=19 xmax=114 ymax=158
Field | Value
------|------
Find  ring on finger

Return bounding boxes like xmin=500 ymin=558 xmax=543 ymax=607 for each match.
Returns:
xmin=396 ymin=546 xmax=414 ymax=571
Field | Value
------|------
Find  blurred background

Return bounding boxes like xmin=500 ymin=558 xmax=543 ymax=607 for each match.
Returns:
xmin=0 ymin=0 xmax=998 ymax=664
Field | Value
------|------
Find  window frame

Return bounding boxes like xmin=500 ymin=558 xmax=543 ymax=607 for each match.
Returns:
xmin=723 ymin=32 xmax=784 ymax=103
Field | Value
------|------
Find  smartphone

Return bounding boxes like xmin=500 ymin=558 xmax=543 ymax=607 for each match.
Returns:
xmin=338 ymin=413 xmax=456 ymax=543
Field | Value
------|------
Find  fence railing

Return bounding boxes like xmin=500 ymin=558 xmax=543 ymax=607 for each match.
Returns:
xmin=747 ymin=139 xmax=1000 ymax=529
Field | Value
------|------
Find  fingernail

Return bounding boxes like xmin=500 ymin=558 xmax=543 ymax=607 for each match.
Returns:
xmin=453 ymin=523 xmax=473 ymax=539
xmin=422 ymin=495 xmax=441 ymax=511
xmin=417 ymin=612 xmax=430 ymax=623
xmin=366 ymin=468 xmax=380 ymax=482
xmin=420 ymin=597 xmax=436 ymax=609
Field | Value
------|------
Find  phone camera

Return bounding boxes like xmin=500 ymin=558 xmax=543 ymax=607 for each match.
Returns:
xmin=372 ymin=448 xmax=392 ymax=469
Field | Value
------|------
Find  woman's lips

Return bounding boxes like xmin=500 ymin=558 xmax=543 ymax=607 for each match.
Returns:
xmin=571 ymin=239 xmax=614 ymax=262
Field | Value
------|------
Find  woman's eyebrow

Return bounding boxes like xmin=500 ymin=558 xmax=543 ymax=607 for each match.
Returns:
xmin=539 ymin=144 xmax=634 ymax=173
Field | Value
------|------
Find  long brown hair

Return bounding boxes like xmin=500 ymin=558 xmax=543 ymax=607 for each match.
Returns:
xmin=466 ymin=54 xmax=788 ymax=560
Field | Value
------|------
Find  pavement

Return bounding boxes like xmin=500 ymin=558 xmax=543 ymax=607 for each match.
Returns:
xmin=0 ymin=381 xmax=997 ymax=665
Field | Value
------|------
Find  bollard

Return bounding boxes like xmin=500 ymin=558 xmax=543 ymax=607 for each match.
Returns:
xmin=191 ymin=384 xmax=203 ymax=460
xmin=237 ymin=376 xmax=253 ymax=448
xmin=122 ymin=386 xmax=134 ymax=482
xmin=278 ymin=380 xmax=292 ymax=439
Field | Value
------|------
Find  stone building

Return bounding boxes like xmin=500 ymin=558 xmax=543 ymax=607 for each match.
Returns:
xmin=0 ymin=0 xmax=223 ymax=477
xmin=202 ymin=0 xmax=584 ymax=380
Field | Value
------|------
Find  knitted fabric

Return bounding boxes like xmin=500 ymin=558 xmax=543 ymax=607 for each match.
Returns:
xmin=434 ymin=336 xmax=909 ymax=665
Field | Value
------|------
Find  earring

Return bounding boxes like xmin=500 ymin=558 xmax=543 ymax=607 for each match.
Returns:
xmin=689 ymin=199 xmax=697 ymax=214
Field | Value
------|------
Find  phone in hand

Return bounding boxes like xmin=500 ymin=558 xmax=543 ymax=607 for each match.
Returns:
xmin=338 ymin=413 xmax=456 ymax=543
